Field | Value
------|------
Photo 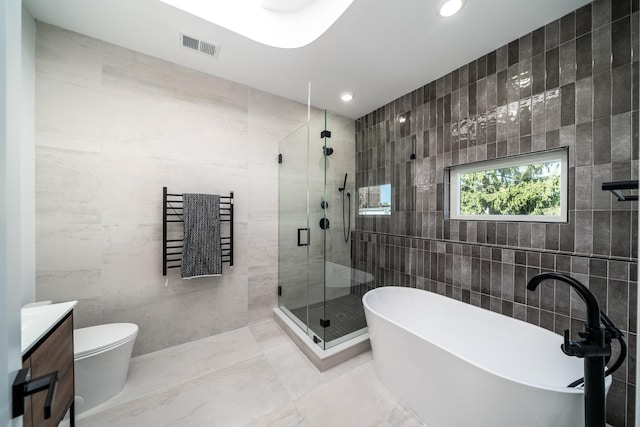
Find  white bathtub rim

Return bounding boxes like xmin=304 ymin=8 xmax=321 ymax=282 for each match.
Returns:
xmin=363 ymin=286 xmax=612 ymax=395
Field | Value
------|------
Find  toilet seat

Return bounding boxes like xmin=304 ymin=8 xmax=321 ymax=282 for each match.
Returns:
xmin=74 ymin=323 xmax=138 ymax=359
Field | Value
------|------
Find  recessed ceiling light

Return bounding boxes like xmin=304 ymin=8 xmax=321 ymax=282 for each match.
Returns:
xmin=439 ymin=0 xmax=463 ymax=17
xmin=340 ymin=92 xmax=354 ymax=102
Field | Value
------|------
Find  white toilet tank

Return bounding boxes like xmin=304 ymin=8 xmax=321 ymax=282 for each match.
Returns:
xmin=74 ymin=323 xmax=138 ymax=413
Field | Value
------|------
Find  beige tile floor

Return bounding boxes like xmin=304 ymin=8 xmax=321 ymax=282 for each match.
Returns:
xmin=75 ymin=319 xmax=424 ymax=427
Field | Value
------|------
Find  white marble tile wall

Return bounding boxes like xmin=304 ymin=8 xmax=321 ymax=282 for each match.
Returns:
xmin=34 ymin=22 xmax=313 ymax=355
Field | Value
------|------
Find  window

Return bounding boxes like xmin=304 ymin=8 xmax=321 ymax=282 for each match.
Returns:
xmin=358 ymin=184 xmax=391 ymax=216
xmin=447 ymin=149 xmax=568 ymax=222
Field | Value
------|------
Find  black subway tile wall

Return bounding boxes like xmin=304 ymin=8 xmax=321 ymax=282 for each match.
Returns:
xmin=353 ymin=1 xmax=638 ymax=425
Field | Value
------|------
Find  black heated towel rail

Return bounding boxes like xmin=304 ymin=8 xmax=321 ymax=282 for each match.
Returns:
xmin=162 ymin=187 xmax=234 ymax=276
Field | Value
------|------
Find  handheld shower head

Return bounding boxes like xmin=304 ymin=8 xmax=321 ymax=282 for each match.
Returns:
xmin=339 ymin=173 xmax=348 ymax=192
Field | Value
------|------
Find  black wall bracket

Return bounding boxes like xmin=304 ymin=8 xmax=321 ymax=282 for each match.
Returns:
xmin=320 ymin=318 xmax=331 ymax=328
xmin=321 ymin=130 xmax=331 ymax=138
xmin=602 ymin=180 xmax=638 ymax=201
xmin=12 ymin=368 xmax=58 ymax=420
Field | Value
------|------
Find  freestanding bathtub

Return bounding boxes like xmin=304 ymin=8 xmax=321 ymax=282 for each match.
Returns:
xmin=363 ymin=287 xmax=612 ymax=427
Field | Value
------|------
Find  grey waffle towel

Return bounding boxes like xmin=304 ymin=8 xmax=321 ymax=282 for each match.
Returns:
xmin=181 ymin=193 xmax=222 ymax=278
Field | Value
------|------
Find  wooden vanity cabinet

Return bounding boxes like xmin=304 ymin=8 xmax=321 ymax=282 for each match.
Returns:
xmin=22 ymin=311 xmax=75 ymax=427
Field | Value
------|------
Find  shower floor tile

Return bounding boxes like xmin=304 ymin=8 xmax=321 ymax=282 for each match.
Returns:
xmin=73 ymin=319 xmax=424 ymax=427
xmin=289 ymin=294 xmax=367 ymax=343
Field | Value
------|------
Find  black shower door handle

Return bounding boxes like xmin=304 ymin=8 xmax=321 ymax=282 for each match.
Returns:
xmin=297 ymin=228 xmax=310 ymax=246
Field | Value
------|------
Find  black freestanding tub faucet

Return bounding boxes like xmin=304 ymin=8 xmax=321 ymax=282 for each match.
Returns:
xmin=526 ymin=272 xmax=610 ymax=427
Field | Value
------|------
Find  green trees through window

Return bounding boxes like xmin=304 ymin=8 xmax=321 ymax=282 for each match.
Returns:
xmin=459 ymin=161 xmax=561 ymax=216
xmin=448 ymin=149 xmax=567 ymax=222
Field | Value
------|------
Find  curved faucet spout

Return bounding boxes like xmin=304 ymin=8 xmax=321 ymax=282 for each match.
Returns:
xmin=526 ymin=272 xmax=600 ymax=330
xmin=527 ymin=271 xmax=615 ymax=427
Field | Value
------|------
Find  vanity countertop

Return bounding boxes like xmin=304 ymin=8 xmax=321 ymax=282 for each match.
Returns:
xmin=21 ymin=301 xmax=77 ymax=355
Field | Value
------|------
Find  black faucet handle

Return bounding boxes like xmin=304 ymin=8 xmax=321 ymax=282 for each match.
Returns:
xmin=562 ymin=329 xmax=586 ymax=358
xmin=600 ymin=310 xmax=624 ymax=340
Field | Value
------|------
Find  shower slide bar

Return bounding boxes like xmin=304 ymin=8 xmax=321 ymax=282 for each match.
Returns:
xmin=162 ymin=186 xmax=234 ymax=276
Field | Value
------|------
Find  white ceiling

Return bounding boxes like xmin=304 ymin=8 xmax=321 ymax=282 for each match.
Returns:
xmin=23 ymin=0 xmax=590 ymax=119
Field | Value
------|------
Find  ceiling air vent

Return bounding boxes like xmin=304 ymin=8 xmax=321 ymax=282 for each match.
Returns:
xmin=179 ymin=33 xmax=220 ymax=59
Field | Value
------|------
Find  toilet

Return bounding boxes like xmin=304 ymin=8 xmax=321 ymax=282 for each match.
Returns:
xmin=73 ymin=323 xmax=138 ymax=413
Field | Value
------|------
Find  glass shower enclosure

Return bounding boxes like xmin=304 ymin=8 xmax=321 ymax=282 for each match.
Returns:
xmin=278 ymin=110 xmax=369 ymax=350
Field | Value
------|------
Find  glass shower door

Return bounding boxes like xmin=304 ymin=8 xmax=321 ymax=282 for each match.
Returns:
xmin=277 ymin=119 xmax=313 ymax=339
xmin=278 ymin=111 xmax=329 ymax=349
xmin=278 ymin=109 xmax=365 ymax=351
